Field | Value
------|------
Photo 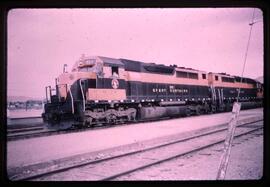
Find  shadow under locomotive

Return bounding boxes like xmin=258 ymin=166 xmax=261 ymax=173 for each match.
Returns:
xmin=42 ymin=55 xmax=263 ymax=130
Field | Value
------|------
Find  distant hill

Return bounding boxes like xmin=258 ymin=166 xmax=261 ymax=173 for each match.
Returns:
xmin=8 ymin=96 xmax=44 ymax=102
xmin=255 ymin=76 xmax=263 ymax=84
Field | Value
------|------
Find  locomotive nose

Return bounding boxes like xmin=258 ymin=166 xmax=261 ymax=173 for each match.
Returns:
xmin=42 ymin=111 xmax=74 ymax=130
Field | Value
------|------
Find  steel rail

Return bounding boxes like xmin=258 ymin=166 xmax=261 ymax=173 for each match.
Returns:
xmin=7 ymin=126 xmax=44 ymax=134
xmin=101 ymin=125 xmax=263 ymax=181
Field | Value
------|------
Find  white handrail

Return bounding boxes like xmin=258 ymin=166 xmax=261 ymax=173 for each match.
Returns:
xmin=67 ymin=84 xmax=74 ymax=114
xmin=79 ymin=79 xmax=86 ymax=112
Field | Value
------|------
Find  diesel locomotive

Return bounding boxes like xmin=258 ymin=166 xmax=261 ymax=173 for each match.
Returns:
xmin=42 ymin=55 xmax=263 ymax=129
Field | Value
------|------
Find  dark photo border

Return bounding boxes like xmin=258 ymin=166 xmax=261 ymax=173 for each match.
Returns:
xmin=0 ymin=1 xmax=269 ymax=187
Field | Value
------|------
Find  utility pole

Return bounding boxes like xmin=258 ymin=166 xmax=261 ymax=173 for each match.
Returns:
xmin=216 ymin=8 xmax=262 ymax=180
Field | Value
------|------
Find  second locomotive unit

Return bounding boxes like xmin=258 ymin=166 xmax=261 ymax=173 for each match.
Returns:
xmin=42 ymin=55 xmax=263 ymax=129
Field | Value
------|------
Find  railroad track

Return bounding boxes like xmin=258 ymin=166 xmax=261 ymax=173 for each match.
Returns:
xmin=6 ymin=108 xmax=263 ymax=141
xmin=7 ymin=108 xmax=263 ymax=141
xmin=7 ymin=117 xmax=43 ymax=127
xmin=6 ymin=118 xmax=161 ymax=141
xmin=7 ymin=126 xmax=48 ymax=133
xmin=9 ymin=119 xmax=263 ymax=181
xmin=7 ymin=128 xmax=59 ymax=141
xmin=7 ymin=114 xmax=201 ymax=141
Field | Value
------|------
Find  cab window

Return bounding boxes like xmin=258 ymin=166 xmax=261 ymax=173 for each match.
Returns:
xmin=112 ymin=66 xmax=119 ymax=77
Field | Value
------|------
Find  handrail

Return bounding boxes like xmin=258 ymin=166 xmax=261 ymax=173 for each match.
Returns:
xmin=79 ymin=79 xmax=86 ymax=112
xmin=45 ymin=86 xmax=48 ymax=103
xmin=67 ymin=84 xmax=74 ymax=114
xmin=45 ymin=86 xmax=51 ymax=103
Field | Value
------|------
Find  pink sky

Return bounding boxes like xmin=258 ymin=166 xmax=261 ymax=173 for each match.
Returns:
xmin=7 ymin=8 xmax=263 ymax=99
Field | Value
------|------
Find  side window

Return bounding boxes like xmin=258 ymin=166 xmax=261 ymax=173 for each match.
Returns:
xmin=176 ymin=71 xmax=198 ymax=79
xmin=176 ymin=71 xmax=188 ymax=78
xmin=215 ymin=75 xmax=219 ymax=81
xmin=188 ymin=72 xmax=198 ymax=79
xmin=202 ymin=74 xmax=206 ymax=79
xmin=112 ymin=66 xmax=119 ymax=77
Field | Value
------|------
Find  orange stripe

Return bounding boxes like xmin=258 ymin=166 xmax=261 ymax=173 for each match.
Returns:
xmin=126 ymin=71 xmax=209 ymax=86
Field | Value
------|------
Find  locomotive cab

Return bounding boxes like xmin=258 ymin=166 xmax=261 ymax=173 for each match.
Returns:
xmin=42 ymin=55 xmax=128 ymax=129
xmin=42 ymin=55 xmax=101 ymax=128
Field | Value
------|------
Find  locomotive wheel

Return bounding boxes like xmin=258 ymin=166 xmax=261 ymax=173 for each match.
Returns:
xmin=195 ymin=105 xmax=201 ymax=115
xmin=106 ymin=115 xmax=111 ymax=124
xmin=185 ymin=108 xmax=191 ymax=117
xmin=203 ymin=103 xmax=210 ymax=114
xmin=86 ymin=117 xmax=93 ymax=127
xmin=127 ymin=112 xmax=136 ymax=121
xmin=106 ymin=114 xmax=117 ymax=125
xmin=211 ymin=105 xmax=216 ymax=113
xmin=225 ymin=103 xmax=231 ymax=112
xmin=127 ymin=114 xmax=131 ymax=121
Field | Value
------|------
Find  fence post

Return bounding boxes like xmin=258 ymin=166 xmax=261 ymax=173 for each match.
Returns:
xmin=216 ymin=102 xmax=241 ymax=180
